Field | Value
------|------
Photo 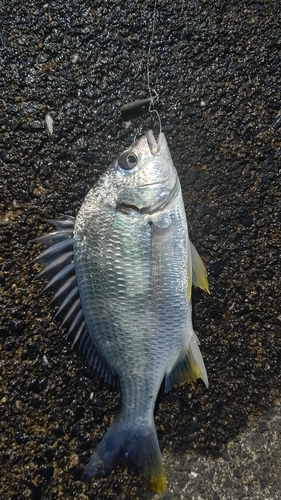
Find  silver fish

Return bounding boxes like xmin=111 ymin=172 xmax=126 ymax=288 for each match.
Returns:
xmin=33 ymin=130 xmax=209 ymax=492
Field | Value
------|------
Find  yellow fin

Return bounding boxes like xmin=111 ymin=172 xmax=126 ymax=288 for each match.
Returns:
xmin=190 ymin=240 xmax=209 ymax=293
xmin=141 ymin=431 xmax=166 ymax=493
xmin=149 ymin=469 xmax=166 ymax=493
xmin=187 ymin=332 xmax=209 ymax=388
xmin=165 ymin=332 xmax=209 ymax=391
xmin=82 ymin=416 xmax=166 ymax=492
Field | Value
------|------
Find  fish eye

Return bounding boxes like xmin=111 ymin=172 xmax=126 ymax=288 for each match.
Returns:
xmin=118 ymin=151 xmax=138 ymax=171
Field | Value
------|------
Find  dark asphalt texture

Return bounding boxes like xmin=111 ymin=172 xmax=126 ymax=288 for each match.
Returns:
xmin=1 ymin=1 xmax=281 ymax=499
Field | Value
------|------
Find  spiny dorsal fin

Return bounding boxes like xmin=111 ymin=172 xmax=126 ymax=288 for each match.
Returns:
xmin=33 ymin=218 xmax=117 ymax=390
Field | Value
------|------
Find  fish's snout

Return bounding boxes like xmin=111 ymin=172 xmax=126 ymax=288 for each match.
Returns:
xmin=146 ymin=130 xmax=158 ymax=154
xmin=146 ymin=130 xmax=167 ymax=156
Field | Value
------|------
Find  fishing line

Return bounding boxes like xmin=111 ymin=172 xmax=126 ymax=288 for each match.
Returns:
xmin=146 ymin=0 xmax=157 ymax=101
xmin=121 ymin=0 xmax=162 ymax=134
xmin=146 ymin=0 xmax=162 ymax=134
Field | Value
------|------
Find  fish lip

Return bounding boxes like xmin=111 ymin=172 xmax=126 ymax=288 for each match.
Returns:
xmin=146 ymin=130 xmax=163 ymax=154
xmin=140 ymin=130 xmax=176 ymax=192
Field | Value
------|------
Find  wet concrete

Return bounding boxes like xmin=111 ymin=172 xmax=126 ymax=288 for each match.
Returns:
xmin=1 ymin=0 xmax=280 ymax=499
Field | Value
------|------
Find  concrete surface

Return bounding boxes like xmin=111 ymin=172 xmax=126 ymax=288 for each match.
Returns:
xmin=1 ymin=0 xmax=280 ymax=499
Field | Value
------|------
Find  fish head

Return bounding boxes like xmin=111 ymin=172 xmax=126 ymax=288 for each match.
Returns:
xmin=111 ymin=130 xmax=178 ymax=213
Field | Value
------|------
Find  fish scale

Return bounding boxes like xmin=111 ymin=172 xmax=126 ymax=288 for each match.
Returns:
xmin=76 ymin=213 xmax=154 ymax=372
xmin=33 ymin=130 xmax=209 ymax=492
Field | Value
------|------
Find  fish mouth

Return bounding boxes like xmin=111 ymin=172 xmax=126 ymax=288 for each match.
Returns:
xmin=137 ymin=129 xmax=178 ymax=212
xmin=146 ymin=130 xmax=164 ymax=154
xmin=139 ymin=130 xmax=174 ymax=188
xmin=117 ymin=130 xmax=178 ymax=215
xmin=142 ymin=130 xmax=170 ymax=187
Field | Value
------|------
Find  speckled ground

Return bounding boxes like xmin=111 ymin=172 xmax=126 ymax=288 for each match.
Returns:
xmin=1 ymin=1 xmax=280 ymax=499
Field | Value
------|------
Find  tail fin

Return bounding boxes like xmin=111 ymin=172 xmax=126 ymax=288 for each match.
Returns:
xmin=81 ymin=416 xmax=166 ymax=492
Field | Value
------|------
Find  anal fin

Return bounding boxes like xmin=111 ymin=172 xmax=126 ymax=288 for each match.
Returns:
xmin=190 ymin=240 xmax=209 ymax=293
xmin=165 ymin=332 xmax=209 ymax=392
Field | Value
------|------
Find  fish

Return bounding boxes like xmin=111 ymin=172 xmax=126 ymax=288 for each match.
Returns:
xmin=33 ymin=130 xmax=209 ymax=492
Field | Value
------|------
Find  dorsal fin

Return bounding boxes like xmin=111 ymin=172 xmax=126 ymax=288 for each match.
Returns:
xmin=33 ymin=218 xmax=117 ymax=390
